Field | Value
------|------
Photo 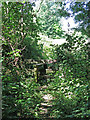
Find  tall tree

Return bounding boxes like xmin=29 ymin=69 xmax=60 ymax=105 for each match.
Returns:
xmin=38 ymin=0 xmax=70 ymax=38
xmin=70 ymin=1 xmax=90 ymax=37
xmin=2 ymin=2 xmax=42 ymax=69
xmin=2 ymin=2 xmax=43 ymax=118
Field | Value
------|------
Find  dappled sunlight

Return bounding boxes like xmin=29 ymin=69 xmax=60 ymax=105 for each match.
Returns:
xmin=2 ymin=1 xmax=89 ymax=120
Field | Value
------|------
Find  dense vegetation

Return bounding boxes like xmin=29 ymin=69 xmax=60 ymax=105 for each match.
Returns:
xmin=2 ymin=1 xmax=90 ymax=120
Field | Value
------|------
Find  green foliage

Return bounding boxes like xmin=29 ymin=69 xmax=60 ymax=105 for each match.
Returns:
xmin=2 ymin=2 xmax=44 ymax=62
xmin=55 ymin=32 xmax=89 ymax=79
xmin=38 ymin=1 xmax=69 ymax=38
xmin=70 ymin=1 xmax=90 ymax=37
xmin=43 ymin=45 xmax=57 ymax=60
xmin=2 ymin=1 xmax=90 ymax=119
xmin=49 ymin=32 xmax=90 ymax=119
xmin=2 ymin=2 xmax=44 ymax=119
xmin=22 ymin=36 xmax=45 ymax=60
xmin=2 ymin=68 xmax=43 ymax=119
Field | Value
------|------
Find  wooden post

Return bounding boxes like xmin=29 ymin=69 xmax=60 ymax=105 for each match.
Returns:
xmin=34 ymin=63 xmax=47 ymax=83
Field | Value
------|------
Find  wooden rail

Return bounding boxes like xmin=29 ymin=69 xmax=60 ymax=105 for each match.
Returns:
xmin=24 ymin=59 xmax=57 ymax=83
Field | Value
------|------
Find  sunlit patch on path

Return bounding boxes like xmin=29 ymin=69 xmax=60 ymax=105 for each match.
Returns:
xmin=38 ymin=85 xmax=55 ymax=119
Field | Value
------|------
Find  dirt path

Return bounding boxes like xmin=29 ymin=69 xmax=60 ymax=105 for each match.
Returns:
xmin=37 ymin=85 xmax=55 ymax=119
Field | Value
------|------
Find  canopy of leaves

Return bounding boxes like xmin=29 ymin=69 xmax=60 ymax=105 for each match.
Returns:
xmin=38 ymin=1 xmax=70 ymax=38
xmin=70 ymin=1 xmax=90 ymax=37
xmin=2 ymin=2 xmax=45 ymax=66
